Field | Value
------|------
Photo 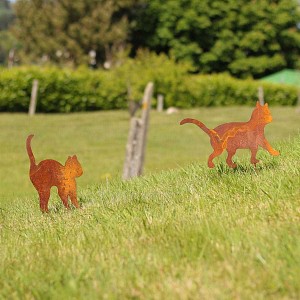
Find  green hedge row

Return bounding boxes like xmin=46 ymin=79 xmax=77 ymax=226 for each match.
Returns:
xmin=0 ymin=67 xmax=128 ymax=112
xmin=0 ymin=61 xmax=298 ymax=113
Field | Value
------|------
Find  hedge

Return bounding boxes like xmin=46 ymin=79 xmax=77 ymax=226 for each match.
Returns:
xmin=0 ymin=63 xmax=298 ymax=113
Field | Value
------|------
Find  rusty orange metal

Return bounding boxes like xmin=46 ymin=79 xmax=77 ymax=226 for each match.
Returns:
xmin=26 ymin=135 xmax=83 ymax=212
xmin=180 ymin=102 xmax=280 ymax=168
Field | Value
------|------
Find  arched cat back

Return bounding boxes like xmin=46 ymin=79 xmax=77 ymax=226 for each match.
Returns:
xmin=26 ymin=135 xmax=83 ymax=212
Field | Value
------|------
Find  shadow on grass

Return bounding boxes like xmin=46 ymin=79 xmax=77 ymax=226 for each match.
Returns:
xmin=46 ymin=200 xmax=80 ymax=214
xmin=215 ymin=159 xmax=279 ymax=175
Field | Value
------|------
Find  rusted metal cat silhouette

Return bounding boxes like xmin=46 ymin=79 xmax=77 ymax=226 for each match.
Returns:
xmin=180 ymin=102 xmax=280 ymax=168
xmin=26 ymin=135 xmax=83 ymax=212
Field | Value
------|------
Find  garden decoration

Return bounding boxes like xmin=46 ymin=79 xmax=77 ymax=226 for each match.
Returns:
xmin=180 ymin=102 xmax=280 ymax=168
xmin=26 ymin=135 xmax=83 ymax=212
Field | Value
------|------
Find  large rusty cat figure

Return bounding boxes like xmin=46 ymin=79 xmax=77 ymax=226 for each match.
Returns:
xmin=26 ymin=135 xmax=83 ymax=212
xmin=180 ymin=102 xmax=280 ymax=168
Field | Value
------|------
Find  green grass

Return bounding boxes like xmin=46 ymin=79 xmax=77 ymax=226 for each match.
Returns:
xmin=0 ymin=133 xmax=299 ymax=299
xmin=0 ymin=106 xmax=299 ymax=299
xmin=0 ymin=106 xmax=299 ymax=201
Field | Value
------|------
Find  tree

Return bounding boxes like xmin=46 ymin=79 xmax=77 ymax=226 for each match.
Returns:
xmin=0 ymin=0 xmax=16 ymax=65
xmin=0 ymin=0 xmax=14 ymax=30
xmin=12 ymin=0 xmax=140 ymax=66
xmin=131 ymin=0 xmax=300 ymax=78
xmin=0 ymin=31 xmax=18 ymax=64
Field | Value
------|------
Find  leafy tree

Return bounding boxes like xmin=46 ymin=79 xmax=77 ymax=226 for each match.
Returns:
xmin=131 ymin=0 xmax=300 ymax=78
xmin=12 ymin=0 xmax=140 ymax=66
xmin=0 ymin=30 xmax=18 ymax=64
xmin=0 ymin=0 xmax=15 ymax=64
xmin=0 ymin=0 xmax=14 ymax=30
xmin=9 ymin=0 xmax=300 ymax=76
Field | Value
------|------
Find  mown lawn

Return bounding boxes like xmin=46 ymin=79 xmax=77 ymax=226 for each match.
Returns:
xmin=0 ymin=106 xmax=299 ymax=201
xmin=0 ymin=133 xmax=299 ymax=299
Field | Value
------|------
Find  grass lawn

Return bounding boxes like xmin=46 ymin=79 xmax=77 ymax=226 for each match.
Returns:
xmin=0 ymin=106 xmax=299 ymax=201
xmin=0 ymin=131 xmax=299 ymax=298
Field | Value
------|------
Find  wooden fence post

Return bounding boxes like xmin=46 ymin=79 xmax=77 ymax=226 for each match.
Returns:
xmin=296 ymin=90 xmax=300 ymax=113
xmin=123 ymin=82 xmax=154 ymax=179
xmin=258 ymin=86 xmax=264 ymax=105
xmin=135 ymin=82 xmax=153 ymax=176
xmin=8 ymin=48 xmax=15 ymax=69
xmin=123 ymin=118 xmax=141 ymax=179
xmin=28 ymin=79 xmax=39 ymax=116
xmin=157 ymin=94 xmax=164 ymax=112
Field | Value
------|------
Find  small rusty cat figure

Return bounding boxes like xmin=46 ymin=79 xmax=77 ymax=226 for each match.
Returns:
xmin=26 ymin=134 xmax=83 ymax=212
xmin=180 ymin=102 xmax=280 ymax=168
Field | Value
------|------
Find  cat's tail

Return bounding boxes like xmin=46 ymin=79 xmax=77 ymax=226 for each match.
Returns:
xmin=180 ymin=118 xmax=244 ymax=149
xmin=26 ymin=134 xmax=36 ymax=168
xmin=180 ymin=118 xmax=221 ymax=141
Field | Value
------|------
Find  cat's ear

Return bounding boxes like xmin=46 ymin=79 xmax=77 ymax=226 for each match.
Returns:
xmin=256 ymin=101 xmax=260 ymax=107
xmin=264 ymin=103 xmax=268 ymax=107
xmin=72 ymin=155 xmax=77 ymax=159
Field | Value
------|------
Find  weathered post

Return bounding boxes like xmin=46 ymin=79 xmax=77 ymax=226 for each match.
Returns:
xmin=8 ymin=48 xmax=15 ymax=69
xmin=123 ymin=117 xmax=141 ymax=179
xmin=135 ymin=82 xmax=154 ymax=176
xmin=258 ymin=86 xmax=264 ymax=105
xmin=123 ymin=82 xmax=154 ymax=179
xmin=157 ymin=94 xmax=164 ymax=112
xmin=28 ymin=79 xmax=39 ymax=116
xmin=296 ymin=90 xmax=300 ymax=113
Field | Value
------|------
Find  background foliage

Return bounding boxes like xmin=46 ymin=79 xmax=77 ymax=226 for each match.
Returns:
xmin=131 ymin=0 xmax=300 ymax=77
xmin=0 ymin=0 xmax=13 ymax=30
xmin=2 ymin=0 xmax=299 ymax=78
xmin=0 ymin=0 xmax=16 ymax=64
xmin=12 ymin=0 xmax=140 ymax=65
xmin=0 ymin=53 xmax=298 ymax=112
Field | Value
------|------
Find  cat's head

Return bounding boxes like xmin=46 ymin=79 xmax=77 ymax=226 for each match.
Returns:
xmin=66 ymin=155 xmax=83 ymax=177
xmin=251 ymin=102 xmax=273 ymax=124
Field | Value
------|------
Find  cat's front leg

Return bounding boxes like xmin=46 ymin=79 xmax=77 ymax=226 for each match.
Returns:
xmin=69 ymin=189 xmax=80 ymax=209
xmin=58 ymin=187 xmax=70 ymax=209
xmin=262 ymin=138 xmax=280 ymax=156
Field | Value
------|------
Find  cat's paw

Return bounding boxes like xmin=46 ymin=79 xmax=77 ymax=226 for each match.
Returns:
xmin=227 ymin=163 xmax=237 ymax=168
xmin=251 ymin=159 xmax=260 ymax=165
xmin=271 ymin=150 xmax=280 ymax=156
xmin=208 ymin=161 xmax=215 ymax=168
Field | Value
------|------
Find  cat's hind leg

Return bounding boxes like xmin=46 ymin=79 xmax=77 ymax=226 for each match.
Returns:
xmin=208 ymin=148 xmax=223 ymax=168
xmin=226 ymin=148 xmax=237 ymax=168
xmin=250 ymin=147 xmax=260 ymax=165
xmin=38 ymin=189 xmax=51 ymax=213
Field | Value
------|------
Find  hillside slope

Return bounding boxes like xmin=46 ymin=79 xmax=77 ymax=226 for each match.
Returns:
xmin=0 ymin=136 xmax=299 ymax=299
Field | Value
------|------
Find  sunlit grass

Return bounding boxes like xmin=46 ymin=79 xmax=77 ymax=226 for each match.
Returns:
xmin=0 ymin=135 xmax=299 ymax=299
xmin=0 ymin=106 xmax=299 ymax=200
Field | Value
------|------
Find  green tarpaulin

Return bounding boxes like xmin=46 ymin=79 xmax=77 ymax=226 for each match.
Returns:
xmin=261 ymin=69 xmax=300 ymax=87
